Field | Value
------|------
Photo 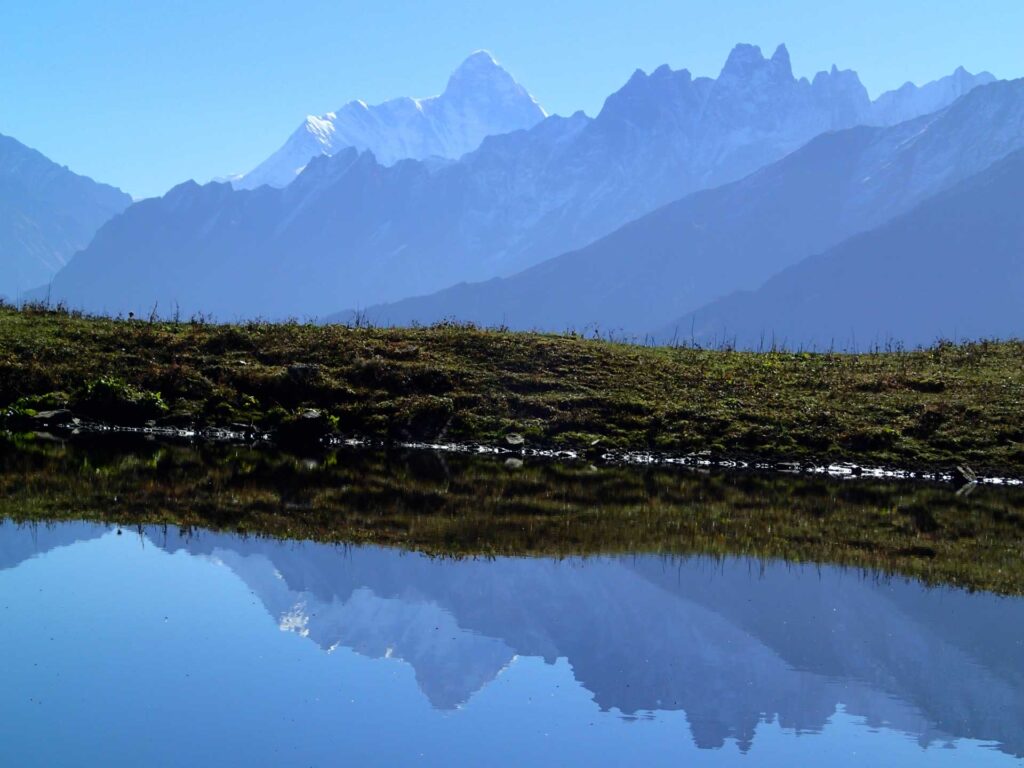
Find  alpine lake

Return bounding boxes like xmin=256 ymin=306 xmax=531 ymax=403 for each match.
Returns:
xmin=1 ymin=434 xmax=1022 ymax=766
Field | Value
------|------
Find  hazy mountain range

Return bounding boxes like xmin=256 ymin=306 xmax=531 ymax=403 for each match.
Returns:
xmin=33 ymin=45 xmax=998 ymax=331
xmin=0 ymin=134 xmax=130 ymax=299
xmin=3 ymin=43 xmax=1016 ymax=348
xmin=352 ymin=78 xmax=1024 ymax=342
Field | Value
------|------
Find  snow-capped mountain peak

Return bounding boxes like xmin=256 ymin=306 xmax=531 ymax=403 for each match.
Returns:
xmin=235 ymin=51 xmax=546 ymax=190
xmin=443 ymin=50 xmax=546 ymax=114
xmin=446 ymin=50 xmax=506 ymax=86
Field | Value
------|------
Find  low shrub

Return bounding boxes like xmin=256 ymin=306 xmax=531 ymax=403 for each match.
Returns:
xmin=71 ymin=377 xmax=168 ymax=424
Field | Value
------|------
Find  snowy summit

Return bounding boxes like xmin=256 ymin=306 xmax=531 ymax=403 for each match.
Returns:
xmin=235 ymin=51 xmax=546 ymax=190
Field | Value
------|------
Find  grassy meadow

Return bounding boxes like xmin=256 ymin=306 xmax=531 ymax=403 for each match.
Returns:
xmin=1 ymin=304 xmax=1021 ymax=474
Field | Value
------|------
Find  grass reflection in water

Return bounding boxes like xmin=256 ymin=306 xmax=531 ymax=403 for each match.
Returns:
xmin=2 ymin=434 xmax=1023 ymax=595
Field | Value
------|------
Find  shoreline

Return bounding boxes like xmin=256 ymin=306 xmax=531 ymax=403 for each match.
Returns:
xmin=5 ymin=416 xmax=1021 ymax=489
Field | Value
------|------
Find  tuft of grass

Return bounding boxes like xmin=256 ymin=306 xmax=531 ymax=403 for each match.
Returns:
xmin=0 ymin=304 xmax=1022 ymax=474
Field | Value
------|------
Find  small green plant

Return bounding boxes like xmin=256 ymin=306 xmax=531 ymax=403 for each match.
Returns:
xmin=71 ymin=376 xmax=168 ymax=424
xmin=13 ymin=392 xmax=69 ymax=412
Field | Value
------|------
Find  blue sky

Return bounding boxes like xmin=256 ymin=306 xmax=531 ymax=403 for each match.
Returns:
xmin=1 ymin=0 xmax=1019 ymax=199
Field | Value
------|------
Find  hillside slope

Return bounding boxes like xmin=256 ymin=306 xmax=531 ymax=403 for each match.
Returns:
xmin=669 ymin=148 xmax=1024 ymax=349
xmin=0 ymin=134 xmax=131 ymax=297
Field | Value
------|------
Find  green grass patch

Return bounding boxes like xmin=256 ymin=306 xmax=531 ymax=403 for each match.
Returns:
xmin=0 ymin=304 xmax=1022 ymax=474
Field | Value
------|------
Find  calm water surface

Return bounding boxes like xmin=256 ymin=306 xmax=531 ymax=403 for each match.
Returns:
xmin=1 ymin=520 xmax=1022 ymax=766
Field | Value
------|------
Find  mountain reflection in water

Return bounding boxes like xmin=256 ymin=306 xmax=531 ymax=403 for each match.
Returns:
xmin=2 ymin=520 xmax=1022 ymax=766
